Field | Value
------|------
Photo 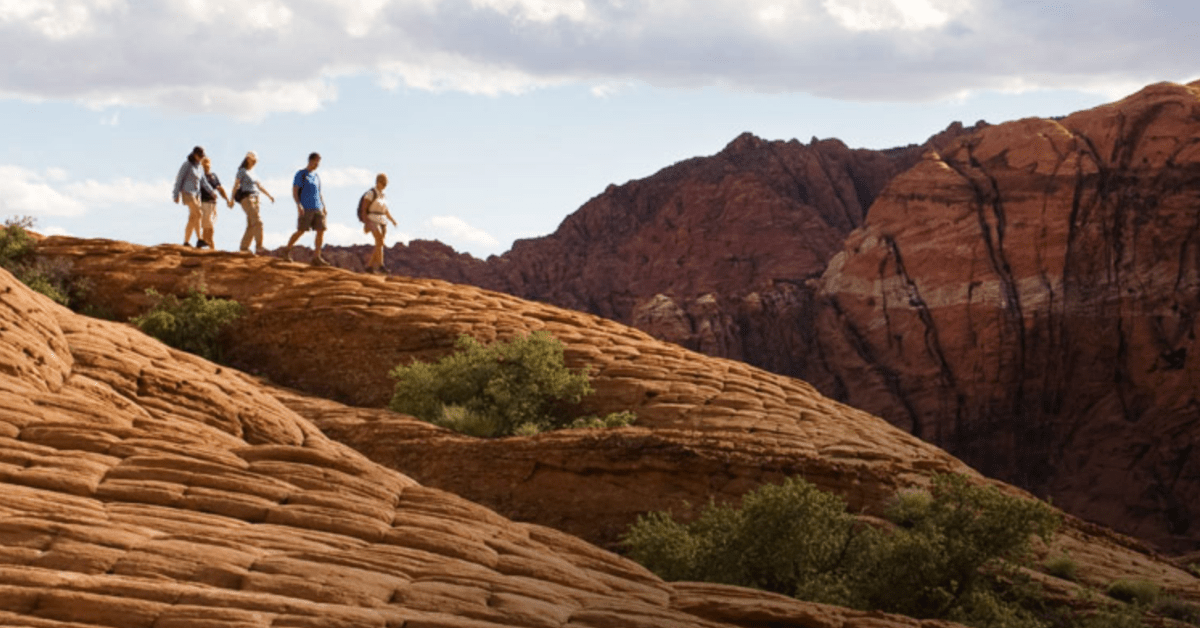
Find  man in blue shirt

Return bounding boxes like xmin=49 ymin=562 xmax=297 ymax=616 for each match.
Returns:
xmin=284 ymin=152 xmax=329 ymax=265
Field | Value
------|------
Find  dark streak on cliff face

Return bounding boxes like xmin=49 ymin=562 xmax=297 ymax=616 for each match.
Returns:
xmin=812 ymin=82 xmax=1200 ymax=552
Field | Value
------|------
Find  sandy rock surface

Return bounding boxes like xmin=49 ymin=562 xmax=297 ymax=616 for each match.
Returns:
xmin=0 ymin=265 xmax=981 ymax=627
xmin=33 ymin=237 xmax=1200 ymax=605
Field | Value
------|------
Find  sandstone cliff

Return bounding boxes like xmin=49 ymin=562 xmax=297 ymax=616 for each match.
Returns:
xmin=812 ymin=81 xmax=1200 ymax=553
xmin=33 ymin=238 xmax=1200 ymax=608
xmin=0 ymin=250 xmax=988 ymax=628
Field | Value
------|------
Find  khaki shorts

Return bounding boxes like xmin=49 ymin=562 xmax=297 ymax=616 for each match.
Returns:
xmin=297 ymin=209 xmax=326 ymax=232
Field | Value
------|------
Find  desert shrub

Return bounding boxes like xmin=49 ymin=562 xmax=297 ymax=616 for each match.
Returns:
xmin=390 ymin=332 xmax=632 ymax=437
xmin=1105 ymin=579 xmax=1161 ymax=606
xmin=130 ymin=286 xmax=243 ymax=362
xmin=569 ymin=410 xmax=638 ymax=430
xmin=623 ymin=477 xmax=862 ymax=604
xmin=624 ymin=473 xmax=1061 ymax=626
xmin=1154 ymin=597 xmax=1200 ymax=625
xmin=1158 ymin=598 xmax=1200 ymax=625
xmin=1044 ymin=555 xmax=1079 ymax=581
xmin=0 ymin=216 xmax=90 ymax=308
xmin=851 ymin=474 xmax=1060 ymax=621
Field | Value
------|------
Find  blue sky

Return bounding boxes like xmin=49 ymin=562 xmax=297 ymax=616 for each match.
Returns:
xmin=1 ymin=0 xmax=1196 ymax=257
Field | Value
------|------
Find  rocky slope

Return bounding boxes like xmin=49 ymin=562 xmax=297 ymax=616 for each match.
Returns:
xmin=811 ymin=81 xmax=1200 ymax=553
xmin=322 ymin=81 xmax=1200 ymax=555
xmin=316 ymin=123 xmax=983 ymax=377
xmin=34 ymin=238 xmax=1200 ymax=607
xmin=0 ymin=254 xmax=989 ymax=628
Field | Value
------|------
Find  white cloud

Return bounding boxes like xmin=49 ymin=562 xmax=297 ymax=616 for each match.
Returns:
xmin=822 ymin=0 xmax=955 ymax=32
xmin=64 ymin=177 xmax=169 ymax=206
xmin=41 ymin=225 xmax=72 ymax=237
xmin=425 ymin=215 xmax=499 ymax=247
xmin=0 ymin=165 xmax=87 ymax=217
xmin=0 ymin=0 xmax=1197 ymax=112
xmin=317 ymin=167 xmax=377 ymax=189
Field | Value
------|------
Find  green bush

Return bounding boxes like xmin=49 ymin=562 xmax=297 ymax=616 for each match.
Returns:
xmin=390 ymin=332 xmax=632 ymax=437
xmin=0 ymin=216 xmax=90 ymax=308
xmin=624 ymin=477 xmax=861 ymax=602
xmin=130 ymin=285 xmax=243 ymax=362
xmin=624 ymin=474 xmax=1061 ymax=626
xmin=1105 ymin=579 xmax=1160 ymax=606
xmin=1154 ymin=597 xmax=1200 ymax=625
xmin=1044 ymin=555 xmax=1079 ymax=581
xmin=569 ymin=410 xmax=638 ymax=430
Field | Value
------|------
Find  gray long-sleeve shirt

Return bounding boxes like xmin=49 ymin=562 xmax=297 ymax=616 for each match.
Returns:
xmin=172 ymin=159 xmax=215 ymax=201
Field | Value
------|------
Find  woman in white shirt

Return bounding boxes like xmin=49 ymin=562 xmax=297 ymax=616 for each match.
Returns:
xmin=360 ymin=173 xmax=398 ymax=274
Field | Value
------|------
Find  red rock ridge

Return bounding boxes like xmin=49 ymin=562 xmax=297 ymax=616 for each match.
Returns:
xmin=317 ymin=124 xmax=984 ymax=377
xmin=811 ymin=81 xmax=1200 ymax=553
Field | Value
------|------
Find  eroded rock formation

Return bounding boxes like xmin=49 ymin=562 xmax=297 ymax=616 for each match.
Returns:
xmin=0 ymin=253 xmax=991 ymax=628
xmin=33 ymin=238 xmax=1200 ymax=607
xmin=811 ymin=81 xmax=1200 ymax=553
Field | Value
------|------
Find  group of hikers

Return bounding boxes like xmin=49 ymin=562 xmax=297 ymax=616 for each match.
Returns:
xmin=171 ymin=146 xmax=398 ymax=273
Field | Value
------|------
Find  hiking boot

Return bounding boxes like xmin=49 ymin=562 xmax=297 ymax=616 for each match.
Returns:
xmin=311 ymin=256 xmax=330 ymax=267
xmin=283 ymin=247 xmax=294 ymax=262
xmin=196 ymin=239 xmax=209 ymax=249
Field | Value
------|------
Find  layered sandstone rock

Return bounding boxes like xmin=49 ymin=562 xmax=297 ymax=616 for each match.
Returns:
xmin=0 ymin=257 xmax=985 ymax=628
xmin=33 ymin=238 xmax=1200 ymax=606
xmin=812 ymin=81 xmax=1200 ymax=553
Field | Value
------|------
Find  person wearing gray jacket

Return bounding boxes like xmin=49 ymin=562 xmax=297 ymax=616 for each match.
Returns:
xmin=172 ymin=146 xmax=216 ymax=247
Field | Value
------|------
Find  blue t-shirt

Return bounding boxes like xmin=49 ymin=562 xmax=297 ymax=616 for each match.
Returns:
xmin=293 ymin=168 xmax=323 ymax=211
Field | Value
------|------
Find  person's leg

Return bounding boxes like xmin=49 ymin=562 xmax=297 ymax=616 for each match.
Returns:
xmin=310 ymin=211 xmax=329 ymax=265
xmin=200 ymin=201 xmax=216 ymax=247
xmin=239 ymin=196 xmax=260 ymax=252
xmin=375 ymin=224 xmax=388 ymax=271
xmin=312 ymin=228 xmax=327 ymax=265
xmin=183 ymin=194 xmax=201 ymax=245
xmin=366 ymin=223 xmax=383 ymax=270
xmin=284 ymin=209 xmax=312 ymax=261
xmin=251 ymin=196 xmax=265 ymax=252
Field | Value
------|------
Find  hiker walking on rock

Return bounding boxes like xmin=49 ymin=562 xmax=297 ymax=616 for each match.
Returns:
xmin=172 ymin=146 xmax=216 ymax=248
xmin=360 ymin=173 xmax=397 ymax=274
xmin=233 ymin=151 xmax=275 ymax=255
xmin=284 ymin=152 xmax=329 ymax=266
xmin=198 ymin=157 xmax=231 ymax=249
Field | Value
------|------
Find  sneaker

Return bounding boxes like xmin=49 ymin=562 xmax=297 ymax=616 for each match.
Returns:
xmin=238 ymin=248 xmax=253 ymax=256
xmin=255 ymin=246 xmax=269 ymax=256
xmin=184 ymin=240 xmax=192 ymax=247
xmin=311 ymin=256 xmax=330 ymax=267
xmin=283 ymin=247 xmax=294 ymax=262
xmin=196 ymin=239 xmax=209 ymax=249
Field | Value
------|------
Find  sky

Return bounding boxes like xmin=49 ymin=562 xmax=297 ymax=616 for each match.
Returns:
xmin=1 ymin=0 xmax=1196 ymax=258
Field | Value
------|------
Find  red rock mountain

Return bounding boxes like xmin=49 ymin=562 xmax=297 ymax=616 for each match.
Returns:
xmin=811 ymin=81 xmax=1200 ymax=553
xmin=319 ymin=123 xmax=983 ymax=377
xmin=323 ymin=81 xmax=1200 ymax=554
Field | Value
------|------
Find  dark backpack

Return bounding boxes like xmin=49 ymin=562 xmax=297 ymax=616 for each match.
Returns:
xmin=357 ymin=188 xmax=378 ymax=223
